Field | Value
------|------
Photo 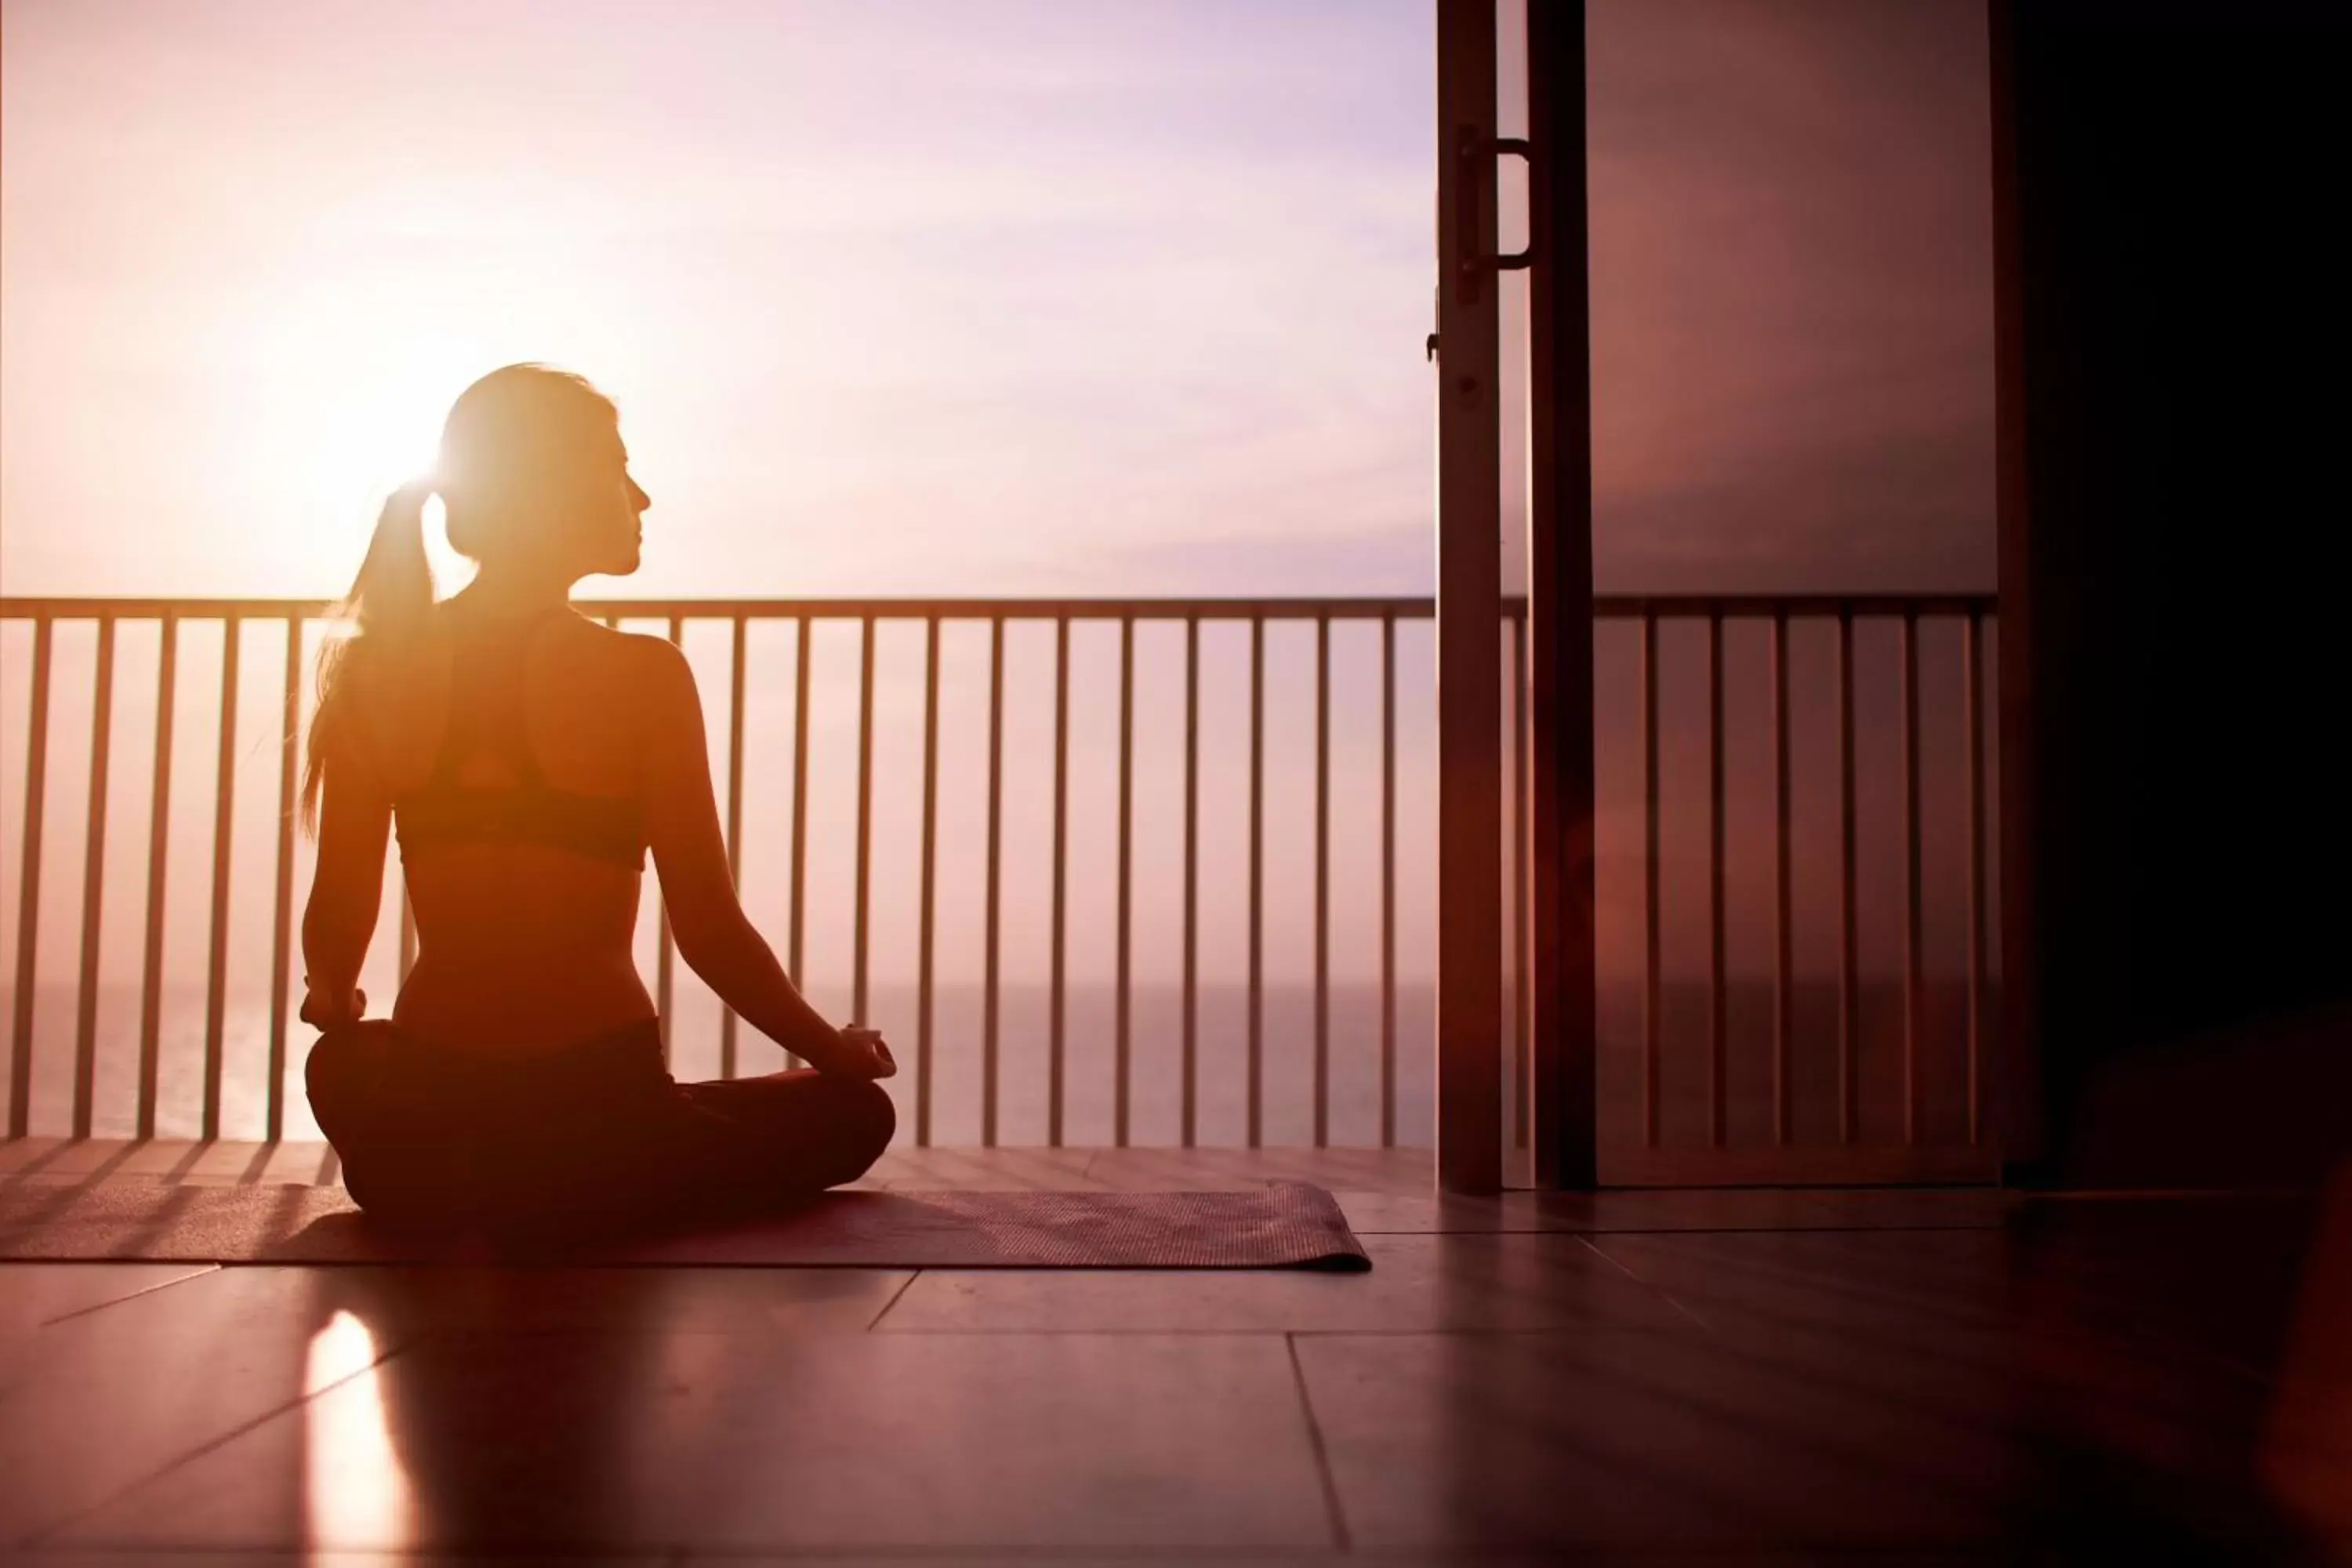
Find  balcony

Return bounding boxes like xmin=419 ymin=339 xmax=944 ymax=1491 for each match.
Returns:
xmin=5 ymin=590 xmax=1997 ymax=1185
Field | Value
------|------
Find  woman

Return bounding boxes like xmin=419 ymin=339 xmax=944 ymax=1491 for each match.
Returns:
xmin=299 ymin=364 xmax=895 ymax=1239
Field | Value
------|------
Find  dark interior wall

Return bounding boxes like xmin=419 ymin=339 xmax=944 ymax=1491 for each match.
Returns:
xmin=1998 ymin=0 xmax=2351 ymax=1186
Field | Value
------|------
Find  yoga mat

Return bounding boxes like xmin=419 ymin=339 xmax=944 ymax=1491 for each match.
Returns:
xmin=0 ymin=1178 xmax=1371 ymax=1271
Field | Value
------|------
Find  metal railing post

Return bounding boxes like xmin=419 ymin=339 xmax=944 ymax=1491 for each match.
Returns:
xmin=1247 ymin=615 xmax=1264 ymax=1149
xmin=1181 ymin=615 xmax=1200 ymax=1148
xmin=1048 ymin=615 xmax=1069 ymax=1147
xmin=9 ymin=619 xmax=53 ymax=1139
xmin=1639 ymin=611 xmax=1661 ymax=1148
xmin=982 ymin=615 xmax=1004 ymax=1148
xmin=72 ymin=616 xmax=117 ymax=1140
xmin=916 ymin=614 xmax=940 ymax=1145
xmin=720 ymin=615 xmax=747 ymax=1078
xmin=1707 ymin=610 xmax=1726 ymax=1148
xmin=1315 ymin=613 xmax=1331 ymax=1149
xmin=264 ymin=615 xmax=300 ymax=1142
xmin=853 ymin=615 xmax=875 ymax=1030
xmin=136 ymin=612 xmax=177 ymax=1140
xmin=201 ymin=615 xmax=241 ymax=1142
xmin=1380 ymin=614 xmax=1398 ymax=1149
xmin=1116 ymin=615 xmax=1134 ymax=1149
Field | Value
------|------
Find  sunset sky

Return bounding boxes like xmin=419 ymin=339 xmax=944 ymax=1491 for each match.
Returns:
xmin=1 ymin=0 xmax=1992 ymax=601
xmin=1 ymin=1 xmax=1998 ymax=1144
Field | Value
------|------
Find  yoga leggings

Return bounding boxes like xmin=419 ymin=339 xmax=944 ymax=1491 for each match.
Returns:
xmin=306 ymin=1019 xmax=895 ymax=1238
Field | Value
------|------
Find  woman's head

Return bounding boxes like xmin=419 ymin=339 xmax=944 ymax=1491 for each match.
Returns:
xmin=434 ymin=365 xmax=648 ymax=582
xmin=301 ymin=364 xmax=647 ymax=829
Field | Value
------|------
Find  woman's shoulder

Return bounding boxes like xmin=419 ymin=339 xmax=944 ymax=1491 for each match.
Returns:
xmin=557 ymin=611 xmax=689 ymax=670
xmin=546 ymin=612 xmax=699 ymax=713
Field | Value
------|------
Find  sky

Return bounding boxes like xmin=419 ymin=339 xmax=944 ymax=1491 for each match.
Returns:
xmin=0 ymin=0 xmax=1998 ymax=1142
xmin=0 ymin=0 xmax=1993 ymax=600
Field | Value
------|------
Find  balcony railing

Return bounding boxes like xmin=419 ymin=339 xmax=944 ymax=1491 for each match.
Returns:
xmin=0 ymin=592 xmax=1998 ymax=1176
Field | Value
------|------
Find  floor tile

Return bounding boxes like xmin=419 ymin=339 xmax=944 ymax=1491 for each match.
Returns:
xmin=92 ymin=1141 xmax=204 ymax=1180
xmin=1295 ymin=1326 xmax=2284 ymax=1555
xmin=13 ymin=1261 xmax=913 ymax=1344
xmin=1295 ymin=1328 xmax=2003 ymax=1550
xmin=59 ymin=1331 xmax=1335 ymax=1553
xmin=0 ymin=1142 xmax=152 ymax=1184
xmin=874 ymin=1232 xmax=1693 ymax=1333
xmin=648 ymin=1557 xmax=2045 ymax=1568
xmin=0 ymin=1262 xmax=906 ymax=1546
xmin=0 ymin=1138 xmax=69 ymax=1177
xmin=1589 ymin=1221 xmax=2292 ymax=1374
xmin=1585 ymin=1229 xmax=2032 ymax=1338
xmin=4 ymin=1142 xmax=207 ymax=1186
xmin=0 ymin=1551 xmax=2137 ymax=1568
xmin=2007 ymin=1196 xmax=2321 ymax=1373
xmin=8 ymin=1557 xmax=1352 ymax=1568
xmin=1337 ymin=1187 xmax=1842 ymax=1234
xmin=1796 ymin=1188 xmax=2020 ymax=1229
xmin=0 ymin=1262 xmax=217 ymax=1336
xmin=1332 ymin=1190 xmax=1581 ymax=1233
xmin=15 ymin=1552 xmax=676 ymax=1566
xmin=293 ymin=1264 xmax=916 ymax=1336
xmin=0 ymin=1268 xmax=407 ymax=1545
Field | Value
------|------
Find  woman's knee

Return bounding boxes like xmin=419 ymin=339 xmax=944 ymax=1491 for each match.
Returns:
xmin=817 ymin=1076 xmax=897 ymax=1173
xmin=303 ymin=1021 xmax=397 ymax=1138
xmin=303 ymin=1025 xmax=358 ymax=1115
xmin=844 ymin=1077 xmax=898 ymax=1156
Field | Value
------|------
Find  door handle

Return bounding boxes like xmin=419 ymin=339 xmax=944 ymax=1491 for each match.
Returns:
xmin=1494 ymin=137 xmax=1534 ymax=270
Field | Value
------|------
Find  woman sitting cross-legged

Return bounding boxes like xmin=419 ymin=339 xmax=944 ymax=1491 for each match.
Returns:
xmin=299 ymin=363 xmax=895 ymax=1241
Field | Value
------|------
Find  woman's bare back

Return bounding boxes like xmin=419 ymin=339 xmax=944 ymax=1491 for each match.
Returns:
xmin=347 ymin=606 xmax=666 ymax=1053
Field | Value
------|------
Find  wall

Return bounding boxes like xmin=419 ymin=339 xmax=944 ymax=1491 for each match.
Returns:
xmin=1997 ymin=0 xmax=2351 ymax=1187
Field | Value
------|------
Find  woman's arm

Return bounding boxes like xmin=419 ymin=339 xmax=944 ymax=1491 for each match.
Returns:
xmin=300 ymin=693 xmax=389 ymax=1029
xmin=637 ymin=637 xmax=892 ymax=1079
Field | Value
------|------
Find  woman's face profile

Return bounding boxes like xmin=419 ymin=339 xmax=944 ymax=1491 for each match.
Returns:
xmin=437 ymin=386 xmax=648 ymax=582
xmin=567 ymin=424 xmax=650 ymax=579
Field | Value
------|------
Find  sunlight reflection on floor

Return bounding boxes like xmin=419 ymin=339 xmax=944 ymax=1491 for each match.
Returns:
xmin=303 ymin=1308 xmax=411 ymax=1554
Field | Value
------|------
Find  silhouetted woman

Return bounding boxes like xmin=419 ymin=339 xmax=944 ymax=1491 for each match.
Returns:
xmin=299 ymin=365 xmax=895 ymax=1239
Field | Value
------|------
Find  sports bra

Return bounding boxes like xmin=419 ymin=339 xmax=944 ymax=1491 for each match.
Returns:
xmin=392 ymin=609 xmax=648 ymax=869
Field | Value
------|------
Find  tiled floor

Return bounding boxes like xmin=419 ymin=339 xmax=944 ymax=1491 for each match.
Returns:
xmin=0 ymin=1145 xmax=2343 ymax=1566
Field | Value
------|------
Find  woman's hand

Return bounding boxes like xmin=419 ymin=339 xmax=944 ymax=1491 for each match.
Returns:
xmin=811 ymin=1025 xmax=896 ymax=1080
xmin=299 ymin=986 xmax=366 ymax=1030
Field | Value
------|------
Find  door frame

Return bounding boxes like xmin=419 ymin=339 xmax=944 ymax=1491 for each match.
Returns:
xmin=1434 ymin=0 xmax=1599 ymax=1192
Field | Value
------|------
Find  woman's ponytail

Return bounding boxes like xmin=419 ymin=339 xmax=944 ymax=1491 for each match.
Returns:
xmin=348 ymin=481 xmax=436 ymax=640
xmin=299 ymin=482 xmax=437 ymax=833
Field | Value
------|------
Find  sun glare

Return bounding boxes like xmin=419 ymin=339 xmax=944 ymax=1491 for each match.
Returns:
xmin=241 ymin=260 xmax=602 ymax=594
xmin=270 ymin=360 xmax=481 ymax=599
xmin=303 ymin=375 xmax=447 ymax=506
xmin=245 ymin=290 xmax=491 ymax=590
xmin=303 ymin=1309 xmax=413 ymax=1552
